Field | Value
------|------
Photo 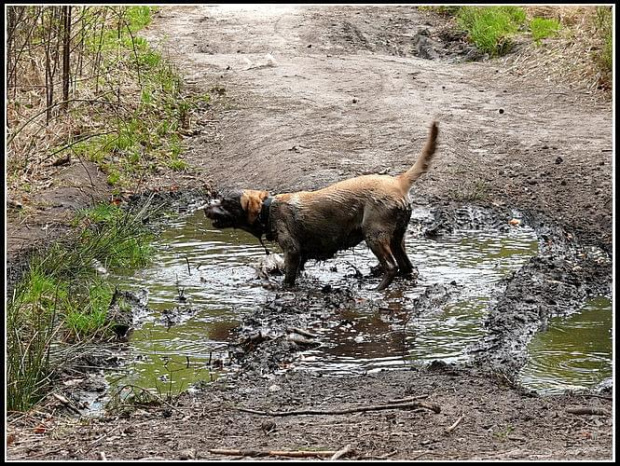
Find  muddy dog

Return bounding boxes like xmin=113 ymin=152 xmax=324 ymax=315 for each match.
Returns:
xmin=204 ymin=121 xmax=439 ymax=290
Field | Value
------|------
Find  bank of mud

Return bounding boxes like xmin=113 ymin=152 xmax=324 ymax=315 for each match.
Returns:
xmin=6 ymin=352 xmax=613 ymax=461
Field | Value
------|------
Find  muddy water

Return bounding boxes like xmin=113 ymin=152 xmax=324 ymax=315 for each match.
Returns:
xmin=518 ymin=296 xmax=613 ymax=394
xmin=110 ymin=209 xmax=611 ymax=395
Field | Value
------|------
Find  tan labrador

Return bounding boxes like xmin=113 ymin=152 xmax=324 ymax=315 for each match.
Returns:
xmin=205 ymin=121 xmax=439 ymax=290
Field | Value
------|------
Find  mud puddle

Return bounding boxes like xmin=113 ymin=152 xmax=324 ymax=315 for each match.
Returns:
xmin=518 ymin=296 xmax=613 ymax=394
xmin=97 ymin=205 xmax=609 ymax=404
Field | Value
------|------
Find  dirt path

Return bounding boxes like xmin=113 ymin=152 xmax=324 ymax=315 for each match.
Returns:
xmin=146 ymin=5 xmax=612 ymax=250
xmin=7 ymin=5 xmax=613 ymax=461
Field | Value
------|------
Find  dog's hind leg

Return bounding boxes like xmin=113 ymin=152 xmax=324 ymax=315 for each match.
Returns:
xmin=366 ymin=236 xmax=398 ymax=290
xmin=391 ymin=235 xmax=414 ymax=276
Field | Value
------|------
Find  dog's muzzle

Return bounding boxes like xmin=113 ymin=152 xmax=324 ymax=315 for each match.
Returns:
xmin=203 ymin=200 xmax=235 ymax=229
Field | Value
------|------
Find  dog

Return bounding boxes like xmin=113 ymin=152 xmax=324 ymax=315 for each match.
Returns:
xmin=204 ymin=121 xmax=439 ymax=290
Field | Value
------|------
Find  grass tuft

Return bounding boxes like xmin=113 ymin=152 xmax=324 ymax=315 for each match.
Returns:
xmin=530 ymin=17 xmax=562 ymax=44
xmin=7 ymin=198 xmax=158 ymax=411
xmin=593 ymin=6 xmax=612 ymax=76
xmin=456 ymin=6 xmax=527 ymax=56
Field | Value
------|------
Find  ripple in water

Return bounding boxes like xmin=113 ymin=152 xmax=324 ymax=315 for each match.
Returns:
xmin=518 ymin=296 xmax=613 ymax=394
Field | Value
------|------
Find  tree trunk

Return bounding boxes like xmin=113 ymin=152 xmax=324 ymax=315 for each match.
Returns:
xmin=61 ymin=5 xmax=71 ymax=112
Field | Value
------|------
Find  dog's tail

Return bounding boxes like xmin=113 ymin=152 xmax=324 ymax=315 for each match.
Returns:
xmin=397 ymin=121 xmax=439 ymax=191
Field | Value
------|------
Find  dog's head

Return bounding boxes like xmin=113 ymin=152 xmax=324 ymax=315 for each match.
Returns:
xmin=204 ymin=189 xmax=270 ymax=238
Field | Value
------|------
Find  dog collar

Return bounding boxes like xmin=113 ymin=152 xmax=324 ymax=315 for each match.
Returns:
xmin=258 ymin=195 xmax=273 ymax=232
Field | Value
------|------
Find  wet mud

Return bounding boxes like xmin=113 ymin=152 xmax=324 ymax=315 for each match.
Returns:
xmin=224 ymin=203 xmax=612 ymax=387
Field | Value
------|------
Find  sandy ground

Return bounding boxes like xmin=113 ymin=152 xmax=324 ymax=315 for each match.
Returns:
xmin=6 ymin=5 xmax=614 ymax=461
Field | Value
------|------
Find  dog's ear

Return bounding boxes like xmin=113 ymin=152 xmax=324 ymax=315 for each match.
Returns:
xmin=240 ymin=190 xmax=269 ymax=225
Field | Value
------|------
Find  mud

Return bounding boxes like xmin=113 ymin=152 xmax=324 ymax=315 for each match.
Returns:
xmin=6 ymin=5 xmax=613 ymax=461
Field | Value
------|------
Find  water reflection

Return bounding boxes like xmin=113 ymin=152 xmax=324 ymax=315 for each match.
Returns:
xmin=518 ymin=297 xmax=613 ymax=394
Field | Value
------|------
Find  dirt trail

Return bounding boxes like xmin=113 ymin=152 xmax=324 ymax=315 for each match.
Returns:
xmin=7 ymin=5 xmax=613 ymax=461
xmin=145 ymin=5 xmax=612 ymax=250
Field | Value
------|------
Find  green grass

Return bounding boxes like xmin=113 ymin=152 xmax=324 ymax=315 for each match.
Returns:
xmin=63 ymin=279 xmax=114 ymax=340
xmin=57 ymin=6 xmax=210 ymax=189
xmin=456 ymin=6 xmax=527 ymax=56
xmin=594 ymin=6 xmax=612 ymax=74
xmin=530 ymin=17 xmax=561 ymax=44
xmin=7 ymin=200 xmax=156 ymax=411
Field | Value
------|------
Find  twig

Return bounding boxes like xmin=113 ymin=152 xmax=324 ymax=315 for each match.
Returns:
xmin=287 ymin=326 xmax=318 ymax=339
xmin=7 ymin=95 xmax=116 ymax=144
xmin=566 ymin=407 xmax=609 ymax=416
xmin=73 ymin=365 xmax=128 ymax=372
xmin=412 ymin=451 xmax=432 ymax=460
xmin=209 ymin=449 xmax=341 ymax=458
xmin=388 ymin=394 xmax=429 ymax=403
xmin=237 ymin=400 xmax=441 ymax=417
xmin=46 ymin=131 xmax=114 ymax=159
xmin=51 ymin=393 xmax=81 ymax=414
xmin=330 ymin=444 xmax=353 ymax=460
xmin=85 ymin=424 xmax=124 ymax=453
xmin=445 ymin=414 xmax=464 ymax=434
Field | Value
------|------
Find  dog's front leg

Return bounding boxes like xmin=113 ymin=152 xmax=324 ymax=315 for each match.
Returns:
xmin=277 ymin=230 xmax=302 ymax=288
xmin=283 ymin=250 xmax=301 ymax=287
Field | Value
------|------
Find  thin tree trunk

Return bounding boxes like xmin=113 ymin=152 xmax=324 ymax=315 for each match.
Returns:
xmin=61 ymin=5 xmax=71 ymax=112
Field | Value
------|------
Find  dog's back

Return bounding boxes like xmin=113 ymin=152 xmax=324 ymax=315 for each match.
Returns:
xmin=271 ymin=121 xmax=439 ymax=267
xmin=274 ymin=120 xmax=439 ymax=220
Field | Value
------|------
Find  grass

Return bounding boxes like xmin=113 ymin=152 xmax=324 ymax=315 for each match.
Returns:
xmin=419 ymin=6 xmax=460 ymax=17
xmin=456 ymin=6 xmax=527 ymax=56
xmin=594 ymin=6 xmax=612 ymax=75
xmin=7 ymin=6 xmax=209 ymax=195
xmin=7 ymin=199 xmax=157 ymax=412
xmin=427 ymin=6 xmax=612 ymax=95
xmin=67 ymin=26 xmax=208 ymax=189
xmin=530 ymin=17 xmax=561 ymax=44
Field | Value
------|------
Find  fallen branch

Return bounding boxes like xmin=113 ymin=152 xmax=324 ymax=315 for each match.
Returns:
xmin=237 ymin=400 xmax=441 ymax=417
xmin=52 ymin=393 xmax=81 ymax=415
xmin=566 ymin=407 xmax=609 ymax=416
xmin=445 ymin=414 xmax=464 ymax=434
xmin=388 ymin=394 xmax=429 ymax=403
xmin=330 ymin=444 xmax=353 ymax=461
xmin=286 ymin=333 xmax=317 ymax=345
xmin=209 ymin=448 xmax=341 ymax=458
xmin=287 ymin=326 xmax=319 ymax=339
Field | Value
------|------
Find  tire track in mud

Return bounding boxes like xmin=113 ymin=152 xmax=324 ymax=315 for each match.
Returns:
xmin=143 ymin=5 xmax=612 ymax=384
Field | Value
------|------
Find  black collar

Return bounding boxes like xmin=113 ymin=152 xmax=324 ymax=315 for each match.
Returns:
xmin=258 ymin=196 xmax=273 ymax=232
